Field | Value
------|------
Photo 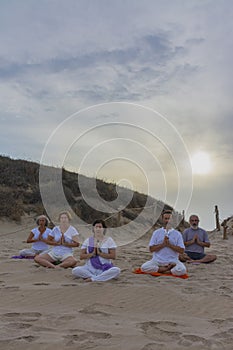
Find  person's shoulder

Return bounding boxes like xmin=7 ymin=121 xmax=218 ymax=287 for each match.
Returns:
xmin=69 ymin=225 xmax=79 ymax=234
xmin=150 ymin=228 xmax=163 ymax=240
xmin=172 ymin=229 xmax=183 ymax=236
xmin=51 ymin=225 xmax=59 ymax=233
xmin=82 ymin=237 xmax=89 ymax=246
xmin=106 ymin=236 xmax=116 ymax=244
xmin=198 ymin=227 xmax=207 ymax=234
xmin=153 ymin=227 xmax=163 ymax=234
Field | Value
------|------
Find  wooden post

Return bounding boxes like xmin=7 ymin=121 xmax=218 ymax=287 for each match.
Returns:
xmin=214 ymin=205 xmax=220 ymax=231
xmin=182 ymin=210 xmax=185 ymax=224
xmin=117 ymin=206 xmax=124 ymax=226
xmin=117 ymin=211 xmax=121 ymax=226
xmin=223 ymin=221 xmax=228 ymax=240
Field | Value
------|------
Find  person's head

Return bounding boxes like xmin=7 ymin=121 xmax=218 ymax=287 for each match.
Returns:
xmin=36 ymin=215 xmax=49 ymax=227
xmin=189 ymin=215 xmax=200 ymax=229
xmin=58 ymin=211 xmax=72 ymax=224
xmin=92 ymin=219 xmax=107 ymax=237
xmin=161 ymin=210 xmax=173 ymax=228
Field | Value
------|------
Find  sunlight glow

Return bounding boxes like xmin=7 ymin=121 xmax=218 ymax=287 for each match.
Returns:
xmin=191 ymin=151 xmax=212 ymax=175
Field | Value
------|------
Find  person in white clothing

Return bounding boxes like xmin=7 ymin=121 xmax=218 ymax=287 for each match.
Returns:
xmin=141 ymin=211 xmax=187 ymax=276
xmin=72 ymin=219 xmax=121 ymax=282
xmin=19 ymin=215 xmax=51 ymax=257
xmin=34 ymin=211 xmax=79 ymax=268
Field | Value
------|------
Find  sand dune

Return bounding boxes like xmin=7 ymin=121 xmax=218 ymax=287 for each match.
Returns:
xmin=1 ymin=217 xmax=233 ymax=350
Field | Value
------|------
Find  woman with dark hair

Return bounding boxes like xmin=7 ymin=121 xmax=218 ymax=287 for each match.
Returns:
xmin=72 ymin=220 xmax=120 ymax=282
xmin=19 ymin=215 xmax=51 ymax=257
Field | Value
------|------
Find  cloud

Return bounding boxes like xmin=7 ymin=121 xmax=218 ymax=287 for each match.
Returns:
xmin=0 ymin=0 xmax=233 ymax=229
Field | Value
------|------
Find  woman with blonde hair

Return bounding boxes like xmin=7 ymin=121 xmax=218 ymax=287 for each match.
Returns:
xmin=34 ymin=211 xmax=79 ymax=268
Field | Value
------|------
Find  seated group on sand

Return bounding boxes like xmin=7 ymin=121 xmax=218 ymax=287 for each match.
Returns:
xmin=19 ymin=210 xmax=216 ymax=282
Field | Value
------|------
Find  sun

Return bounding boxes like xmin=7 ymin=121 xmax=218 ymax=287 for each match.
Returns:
xmin=190 ymin=151 xmax=212 ymax=175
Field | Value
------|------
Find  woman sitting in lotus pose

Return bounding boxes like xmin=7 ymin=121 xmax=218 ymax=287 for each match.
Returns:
xmin=72 ymin=219 xmax=120 ymax=282
xmin=34 ymin=211 xmax=79 ymax=269
xmin=19 ymin=215 xmax=51 ymax=257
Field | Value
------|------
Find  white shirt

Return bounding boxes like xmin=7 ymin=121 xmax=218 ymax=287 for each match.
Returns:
xmin=149 ymin=227 xmax=185 ymax=264
xmin=81 ymin=236 xmax=117 ymax=268
xmin=31 ymin=227 xmax=51 ymax=250
xmin=50 ymin=225 xmax=79 ymax=255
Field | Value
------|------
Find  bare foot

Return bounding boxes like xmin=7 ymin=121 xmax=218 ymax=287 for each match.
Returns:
xmin=167 ymin=263 xmax=176 ymax=271
xmin=84 ymin=278 xmax=93 ymax=282
xmin=54 ymin=265 xmax=63 ymax=269
xmin=158 ymin=263 xmax=176 ymax=273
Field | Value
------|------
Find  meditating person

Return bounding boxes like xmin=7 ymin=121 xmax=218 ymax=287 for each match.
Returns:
xmin=34 ymin=211 xmax=79 ymax=268
xmin=141 ymin=210 xmax=187 ymax=276
xmin=180 ymin=214 xmax=217 ymax=264
xmin=72 ymin=219 xmax=121 ymax=282
xmin=19 ymin=215 xmax=51 ymax=257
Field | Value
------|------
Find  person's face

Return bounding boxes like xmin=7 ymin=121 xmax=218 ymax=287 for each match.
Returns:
xmin=59 ymin=214 xmax=69 ymax=224
xmin=38 ymin=218 xmax=46 ymax=226
xmin=93 ymin=223 xmax=104 ymax=239
xmin=190 ymin=216 xmax=199 ymax=229
xmin=162 ymin=213 xmax=173 ymax=228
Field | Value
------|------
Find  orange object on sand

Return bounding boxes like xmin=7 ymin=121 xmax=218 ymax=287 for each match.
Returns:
xmin=133 ymin=267 xmax=188 ymax=279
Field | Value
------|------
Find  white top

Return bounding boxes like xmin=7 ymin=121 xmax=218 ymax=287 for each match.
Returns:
xmin=31 ymin=227 xmax=51 ymax=250
xmin=49 ymin=225 xmax=79 ymax=255
xmin=81 ymin=236 xmax=117 ymax=268
xmin=149 ymin=227 xmax=185 ymax=264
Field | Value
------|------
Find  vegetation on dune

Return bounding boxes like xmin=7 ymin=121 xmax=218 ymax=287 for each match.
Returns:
xmin=0 ymin=155 xmax=176 ymax=228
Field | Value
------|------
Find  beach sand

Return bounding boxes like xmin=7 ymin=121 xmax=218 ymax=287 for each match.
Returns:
xmin=1 ymin=217 xmax=233 ymax=350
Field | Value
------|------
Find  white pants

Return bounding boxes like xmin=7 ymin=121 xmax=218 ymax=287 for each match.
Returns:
xmin=141 ymin=259 xmax=187 ymax=276
xmin=72 ymin=265 xmax=121 ymax=282
xmin=19 ymin=248 xmax=49 ymax=257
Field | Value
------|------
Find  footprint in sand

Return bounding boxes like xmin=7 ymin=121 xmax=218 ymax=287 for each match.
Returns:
xmin=7 ymin=322 xmax=32 ymax=329
xmin=3 ymin=312 xmax=42 ymax=322
xmin=219 ymin=285 xmax=232 ymax=294
xmin=79 ymin=304 xmax=110 ymax=317
xmin=178 ymin=334 xmax=211 ymax=347
xmin=139 ymin=321 xmax=182 ymax=342
xmin=210 ymin=317 xmax=233 ymax=326
xmin=3 ymin=286 xmax=20 ymax=291
xmin=141 ymin=342 xmax=167 ymax=350
xmin=18 ymin=335 xmax=38 ymax=342
xmin=0 ymin=325 xmax=39 ymax=344
xmin=63 ymin=330 xmax=112 ymax=346
xmin=81 ymin=331 xmax=112 ymax=340
xmin=212 ymin=328 xmax=233 ymax=344
xmin=59 ymin=315 xmax=76 ymax=321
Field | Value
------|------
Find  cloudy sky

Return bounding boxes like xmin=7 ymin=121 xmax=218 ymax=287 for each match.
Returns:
xmin=1 ymin=0 xmax=233 ymax=230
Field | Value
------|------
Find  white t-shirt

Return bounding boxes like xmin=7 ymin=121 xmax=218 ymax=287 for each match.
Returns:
xmin=49 ymin=225 xmax=79 ymax=255
xmin=81 ymin=236 xmax=117 ymax=267
xmin=149 ymin=228 xmax=185 ymax=264
xmin=31 ymin=227 xmax=51 ymax=250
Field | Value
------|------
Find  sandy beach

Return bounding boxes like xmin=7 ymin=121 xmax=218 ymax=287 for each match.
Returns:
xmin=1 ymin=216 xmax=233 ymax=350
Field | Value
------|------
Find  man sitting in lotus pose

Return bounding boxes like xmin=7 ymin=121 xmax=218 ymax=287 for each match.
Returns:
xmin=180 ymin=214 xmax=217 ymax=264
xmin=141 ymin=211 xmax=187 ymax=276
